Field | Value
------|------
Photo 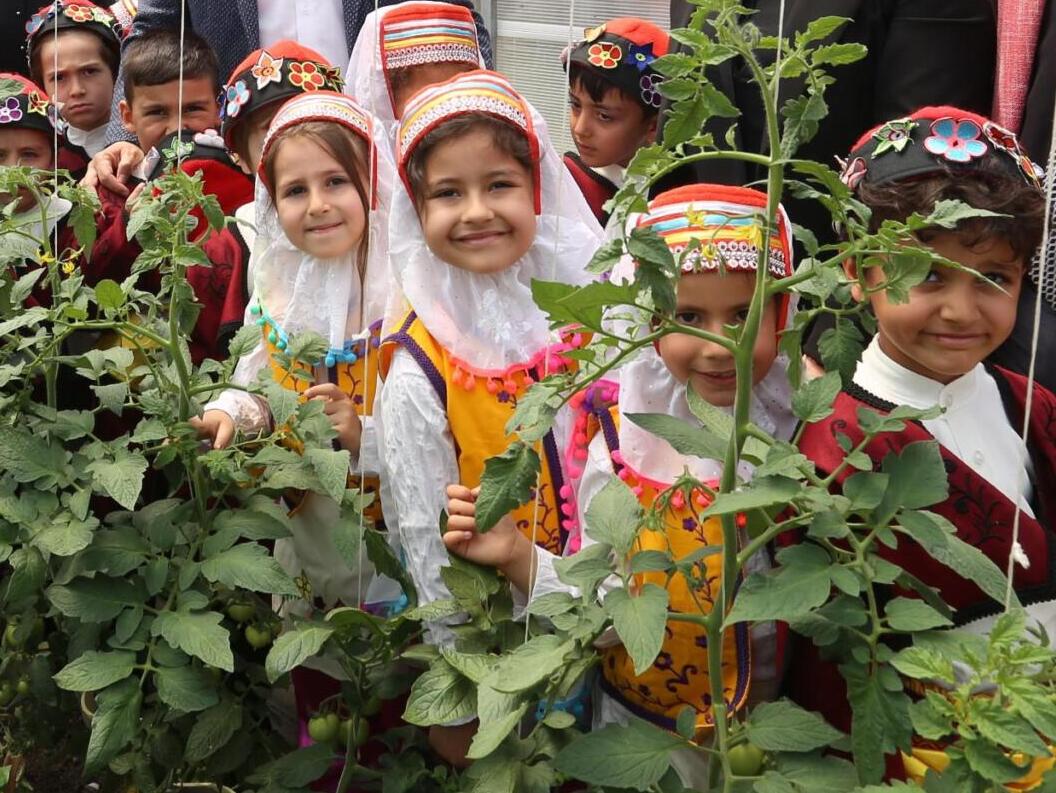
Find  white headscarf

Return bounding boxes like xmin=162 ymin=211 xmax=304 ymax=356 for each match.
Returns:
xmin=235 ymin=92 xmax=394 ymax=384
xmin=386 ymin=70 xmax=603 ymax=375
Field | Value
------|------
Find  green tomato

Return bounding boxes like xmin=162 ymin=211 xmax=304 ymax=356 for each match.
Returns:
xmin=226 ymin=603 xmax=254 ymax=624
xmin=244 ymin=624 xmax=272 ymax=649
xmin=4 ymin=623 xmax=25 ymax=649
xmin=338 ymin=716 xmax=369 ymax=748
xmin=308 ymin=713 xmax=339 ymax=743
xmin=727 ymin=742 xmax=765 ymax=776
xmin=29 ymin=618 xmax=44 ymax=642
xmin=0 ymin=684 xmax=13 ymax=707
xmin=15 ymin=678 xmax=29 ymax=697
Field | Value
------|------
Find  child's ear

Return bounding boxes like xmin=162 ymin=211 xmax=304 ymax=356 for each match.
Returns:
xmin=843 ymin=256 xmax=866 ymax=302
xmin=644 ymin=112 xmax=659 ymax=146
xmin=119 ymin=99 xmax=134 ymax=134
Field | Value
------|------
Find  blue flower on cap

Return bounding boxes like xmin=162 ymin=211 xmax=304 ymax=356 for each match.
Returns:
xmin=923 ymin=118 xmax=987 ymax=163
xmin=624 ymin=42 xmax=656 ymax=72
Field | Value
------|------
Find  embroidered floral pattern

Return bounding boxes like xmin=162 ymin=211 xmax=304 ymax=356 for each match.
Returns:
xmin=26 ymin=91 xmax=49 ymax=117
xmin=871 ymin=117 xmax=915 ymax=157
xmin=625 ymin=42 xmax=657 ymax=72
xmin=838 ymin=156 xmax=867 ymax=190
xmin=63 ymin=4 xmax=95 ymax=23
xmin=924 ymin=118 xmax=987 ymax=163
xmin=983 ymin=120 xmax=1043 ymax=187
xmin=640 ymin=73 xmax=664 ymax=108
xmin=224 ymin=80 xmax=251 ymax=118
xmin=587 ymin=42 xmax=622 ymax=69
xmin=288 ymin=61 xmax=326 ymax=90
xmin=0 ymin=98 xmax=24 ymax=125
xmin=25 ymin=12 xmax=48 ymax=35
xmin=251 ymin=51 xmax=284 ymax=91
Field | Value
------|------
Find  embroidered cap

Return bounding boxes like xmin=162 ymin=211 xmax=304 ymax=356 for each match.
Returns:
xmin=259 ymin=92 xmax=379 ymax=207
xmin=638 ymin=184 xmax=795 ymax=330
xmin=397 ymin=69 xmax=541 ymax=212
xmin=565 ymin=17 xmax=670 ymax=111
xmin=840 ymin=105 xmax=1044 ymax=193
xmin=25 ymin=1 xmax=123 ymax=73
xmin=380 ymin=2 xmax=480 ymax=72
xmin=220 ymin=41 xmax=342 ymax=148
xmin=0 ymin=73 xmax=61 ymax=136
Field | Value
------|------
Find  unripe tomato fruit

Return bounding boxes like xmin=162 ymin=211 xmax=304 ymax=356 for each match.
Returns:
xmin=339 ymin=716 xmax=370 ymax=748
xmin=4 ymin=623 xmax=24 ymax=649
xmin=244 ymin=624 xmax=272 ymax=649
xmin=226 ymin=603 xmax=254 ymax=624
xmin=308 ymin=713 xmax=339 ymax=743
xmin=15 ymin=678 xmax=29 ymax=696
xmin=0 ymin=684 xmax=13 ymax=706
xmin=727 ymin=742 xmax=765 ymax=776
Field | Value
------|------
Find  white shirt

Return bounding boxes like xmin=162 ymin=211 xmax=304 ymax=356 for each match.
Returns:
xmin=257 ymin=0 xmax=349 ymax=76
xmin=853 ymin=336 xmax=1034 ymax=516
xmin=66 ymin=124 xmax=109 ymax=158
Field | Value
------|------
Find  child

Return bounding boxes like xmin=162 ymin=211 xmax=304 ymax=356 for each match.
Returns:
xmin=219 ymin=41 xmax=342 ymax=292
xmin=194 ymin=93 xmax=394 ymax=768
xmin=563 ymin=18 xmax=669 ymax=225
xmin=25 ymin=0 xmax=122 ymax=161
xmin=794 ymin=106 xmax=1055 ymax=780
xmin=347 ymin=0 xmax=483 ymax=134
xmin=378 ymin=70 xmax=602 ymax=763
xmin=443 ymin=184 xmax=795 ymax=785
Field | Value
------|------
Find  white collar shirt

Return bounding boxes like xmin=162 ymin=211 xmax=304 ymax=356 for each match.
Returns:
xmin=256 ymin=0 xmax=348 ymax=77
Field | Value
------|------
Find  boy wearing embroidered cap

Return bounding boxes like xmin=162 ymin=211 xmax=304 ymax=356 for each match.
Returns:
xmin=378 ymin=69 xmax=601 ymax=764
xmin=442 ymin=183 xmax=796 ymax=785
xmin=794 ymin=106 xmax=1056 ymax=782
xmin=564 ymin=18 xmax=670 ymax=225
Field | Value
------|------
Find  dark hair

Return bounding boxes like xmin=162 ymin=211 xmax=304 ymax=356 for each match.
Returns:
xmin=262 ymin=121 xmax=372 ymax=264
xmin=229 ymin=103 xmax=280 ymax=169
xmin=569 ymin=62 xmax=655 ymax=116
xmin=404 ymin=112 xmax=534 ymax=206
xmin=858 ymin=159 xmax=1045 ymax=264
xmin=29 ymin=27 xmax=120 ymax=86
xmin=122 ymin=29 xmax=220 ymax=103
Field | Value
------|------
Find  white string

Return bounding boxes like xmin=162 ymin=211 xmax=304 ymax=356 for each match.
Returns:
xmin=176 ymin=0 xmax=186 ymax=166
xmin=1004 ymin=102 xmax=1056 ymax=611
xmin=51 ymin=3 xmax=60 ymax=263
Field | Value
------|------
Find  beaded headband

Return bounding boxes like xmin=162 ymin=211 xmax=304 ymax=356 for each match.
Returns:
xmin=839 ymin=105 xmax=1044 ymax=193
xmin=397 ymin=69 xmax=541 ymax=212
xmin=259 ymin=92 xmax=378 ymax=208
xmin=220 ymin=42 xmax=342 ymax=147
xmin=380 ymin=3 xmax=479 ymax=72
xmin=25 ymin=0 xmax=123 ymax=71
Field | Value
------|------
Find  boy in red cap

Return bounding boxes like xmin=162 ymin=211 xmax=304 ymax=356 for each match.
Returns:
xmin=792 ymin=107 xmax=1055 ymax=783
xmin=25 ymin=0 xmax=123 ymax=164
xmin=563 ymin=18 xmax=669 ymax=225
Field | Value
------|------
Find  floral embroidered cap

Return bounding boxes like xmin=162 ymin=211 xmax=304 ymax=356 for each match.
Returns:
xmin=0 ymin=72 xmax=61 ymax=136
xmin=397 ymin=69 xmax=541 ymax=211
xmin=219 ymin=41 xmax=343 ymax=149
xmin=565 ymin=17 xmax=671 ymax=110
xmin=25 ymin=0 xmax=123 ymax=73
xmin=840 ymin=105 xmax=1044 ymax=193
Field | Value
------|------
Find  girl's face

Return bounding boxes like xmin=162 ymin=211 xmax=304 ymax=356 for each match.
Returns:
xmin=273 ymin=135 xmax=366 ymax=260
xmin=242 ymin=104 xmax=280 ymax=175
xmin=658 ymin=270 xmax=779 ymax=407
xmin=417 ymin=126 xmax=536 ymax=274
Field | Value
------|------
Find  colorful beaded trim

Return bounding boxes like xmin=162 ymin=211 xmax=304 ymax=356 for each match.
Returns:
xmin=250 ymin=301 xmax=380 ymax=368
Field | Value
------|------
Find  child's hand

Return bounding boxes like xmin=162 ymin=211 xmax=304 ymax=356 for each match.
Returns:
xmin=190 ymin=409 xmax=235 ymax=449
xmin=304 ymin=383 xmax=363 ymax=454
xmin=428 ymin=721 xmax=477 ymax=768
xmin=444 ymin=485 xmax=530 ymax=572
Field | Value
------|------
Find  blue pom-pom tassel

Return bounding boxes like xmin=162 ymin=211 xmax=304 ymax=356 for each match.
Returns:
xmin=325 ymin=353 xmax=336 ymax=368
xmin=256 ymin=317 xmax=266 ymax=327
xmin=276 ymin=338 xmax=287 ymax=351
xmin=249 ymin=304 xmax=261 ymax=316
xmin=267 ymin=330 xmax=277 ymax=344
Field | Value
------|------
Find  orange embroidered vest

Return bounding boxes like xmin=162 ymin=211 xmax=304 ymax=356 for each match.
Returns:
xmin=575 ymin=390 xmax=752 ymax=733
xmin=380 ymin=311 xmax=578 ymax=555
xmin=251 ymin=302 xmax=383 ymax=522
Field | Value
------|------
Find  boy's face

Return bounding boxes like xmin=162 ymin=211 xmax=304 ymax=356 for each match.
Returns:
xmin=658 ymin=270 xmax=778 ymax=407
xmin=239 ymin=104 xmax=281 ymax=175
xmin=120 ymin=75 xmax=220 ymax=154
xmin=856 ymin=232 xmax=1023 ymax=384
xmin=569 ymin=80 xmax=656 ymax=168
xmin=418 ymin=125 xmax=537 ymax=274
xmin=0 ymin=128 xmax=54 ymax=212
xmin=37 ymin=30 xmax=114 ymax=131
xmin=391 ymin=61 xmax=476 ymax=119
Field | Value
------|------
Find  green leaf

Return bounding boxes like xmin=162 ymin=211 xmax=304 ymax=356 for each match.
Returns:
xmin=746 ymin=699 xmax=843 ymax=752
xmin=246 ymin=742 xmax=335 ymax=788
xmin=925 ymin=199 xmax=1006 ymax=230
xmin=583 ymin=477 xmax=642 ymax=555
xmin=54 ymin=650 xmax=136 ymax=692
xmin=265 ymin=622 xmax=335 ymax=683
xmin=94 ymin=279 xmax=125 ymax=312
xmin=663 ymin=93 xmax=707 ymax=146
xmin=201 ymin=542 xmax=298 ymax=595
xmin=403 ymin=659 xmax=476 ymax=726
xmin=155 ymin=665 xmax=219 ymax=712
xmin=553 ymin=718 xmax=685 ymax=788
xmin=878 ymin=442 xmax=948 ymax=518
xmin=604 ymin=585 xmax=669 ymax=676
xmin=844 ymin=472 xmax=889 ymax=512
xmin=87 ymin=450 xmax=148 ymax=510
xmin=726 ymin=544 xmax=833 ymax=624
xmin=811 ymin=42 xmax=868 ymax=66
xmin=843 ymin=664 xmax=912 ymax=784
xmin=468 ymin=683 xmax=529 ymax=760
xmin=34 ymin=517 xmax=94 ymax=557
xmin=629 ymin=226 xmax=677 ymax=315
xmin=702 ymin=476 xmax=800 ymax=518
xmin=47 ymin=577 xmax=145 ymax=622
xmin=890 ymin=646 xmax=955 ymax=683
xmin=0 ymin=426 xmax=66 ymax=488
xmin=818 ymin=320 xmax=865 ymax=383
xmin=1005 ymin=677 xmax=1056 ymax=740
xmin=909 ymin=694 xmax=954 ymax=740
xmin=792 ymin=371 xmax=842 ymax=423
xmin=304 ymin=446 xmax=351 ymax=503
xmin=91 ymin=382 xmax=129 ymax=415
xmin=972 ymin=703 xmax=1050 ymax=757
xmin=264 ymin=381 xmax=300 ymax=428
xmin=473 ymin=441 xmax=540 ymax=532
xmin=625 ymin=412 xmax=727 ymax=461
xmin=553 ymin=543 xmax=614 ymax=594
xmin=85 ymin=679 xmax=142 ymax=775
xmin=151 ymin=610 xmax=234 ymax=672
xmin=797 ymin=15 xmax=851 ymax=44
xmin=185 ymin=699 xmax=242 ymax=763
xmin=963 ymin=737 xmax=1023 ymax=784
xmin=4 ymin=547 xmax=45 ymax=605
xmin=483 ymin=634 xmax=575 ymax=694
xmin=884 ymin=598 xmax=952 ymax=632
